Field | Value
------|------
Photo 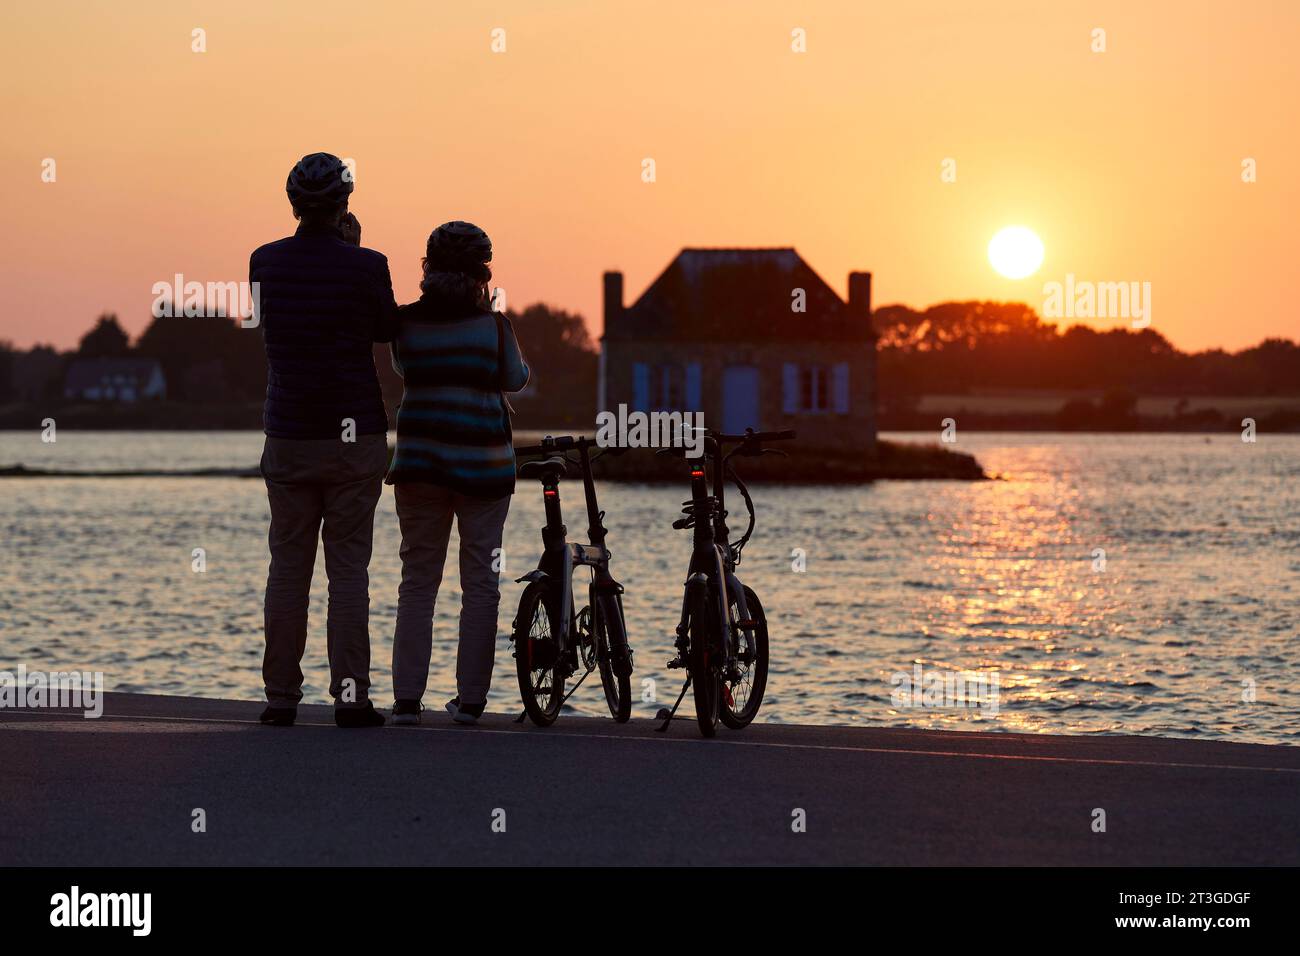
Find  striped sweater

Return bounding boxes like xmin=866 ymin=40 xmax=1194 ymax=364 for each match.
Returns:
xmin=386 ymin=294 xmax=529 ymax=498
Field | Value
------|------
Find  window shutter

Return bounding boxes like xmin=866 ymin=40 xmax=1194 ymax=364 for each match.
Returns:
xmin=832 ymin=362 xmax=850 ymax=413
xmin=782 ymin=363 xmax=799 ymax=414
xmin=632 ymin=362 xmax=650 ymax=412
xmin=684 ymin=363 xmax=702 ymax=411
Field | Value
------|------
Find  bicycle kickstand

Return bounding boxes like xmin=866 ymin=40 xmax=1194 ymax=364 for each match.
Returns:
xmin=655 ymin=675 xmax=692 ymax=733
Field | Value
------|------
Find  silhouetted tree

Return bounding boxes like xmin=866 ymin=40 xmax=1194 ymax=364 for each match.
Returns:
xmin=9 ymin=344 xmax=65 ymax=404
xmin=506 ymin=303 xmax=598 ymax=427
xmin=134 ymin=312 xmax=265 ymax=402
xmin=875 ymin=300 xmax=1300 ymax=399
xmin=0 ymin=340 xmax=13 ymax=402
xmin=77 ymin=314 xmax=131 ymax=358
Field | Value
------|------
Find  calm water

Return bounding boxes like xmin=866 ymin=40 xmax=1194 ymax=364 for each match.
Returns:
xmin=1 ymin=431 xmax=1296 ymax=743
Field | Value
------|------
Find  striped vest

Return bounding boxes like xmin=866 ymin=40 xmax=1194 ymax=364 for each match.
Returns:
xmin=386 ymin=296 xmax=529 ymax=499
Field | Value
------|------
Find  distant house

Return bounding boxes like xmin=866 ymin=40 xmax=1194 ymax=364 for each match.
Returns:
xmin=63 ymin=358 xmax=167 ymax=403
xmin=600 ymin=248 xmax=877 ymax=452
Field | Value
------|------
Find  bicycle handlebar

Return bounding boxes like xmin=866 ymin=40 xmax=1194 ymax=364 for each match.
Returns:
xmin=515 ymin=435 xmax=627 ymax=457
xmin=713 ymin=429 xmax=796 ymax=444
xmin=517 ymin=429 xmax=794 ymax=458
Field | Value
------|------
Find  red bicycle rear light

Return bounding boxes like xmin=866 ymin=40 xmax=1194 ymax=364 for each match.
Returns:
xmin=543 ymin=488 xmax=557 ymax=497
xmin=691 ymin=469 xmax=705 ymax=478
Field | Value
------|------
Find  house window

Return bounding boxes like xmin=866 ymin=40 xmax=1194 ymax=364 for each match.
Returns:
xmin=800 ymin=366 xmax=830 ymax=413
xmin=632 ymin=362 xmax=702 ymax=412
xmin=652 ymin=364 xmax=683 ymax=411
xmin=783 ymin=362 xmax=851 ymax=415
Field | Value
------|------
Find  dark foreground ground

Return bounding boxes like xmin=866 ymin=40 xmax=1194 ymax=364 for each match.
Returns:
xmin=2 ymin=692 xmax=1296 ymax=866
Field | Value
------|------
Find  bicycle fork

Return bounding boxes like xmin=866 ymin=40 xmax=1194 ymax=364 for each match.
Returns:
xmin=656 ymin=570 xmax=716 ymax=732
xmin=591 ymin=575 xmax=634 ymax=679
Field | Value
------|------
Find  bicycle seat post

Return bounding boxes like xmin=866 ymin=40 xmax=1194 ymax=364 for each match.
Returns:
xmin=539 ymin=476 xmax=566 ymax=551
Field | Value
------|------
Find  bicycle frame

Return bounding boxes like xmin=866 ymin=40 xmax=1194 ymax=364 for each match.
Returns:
xmin=678 ymin=447 xmax=751 ymax=677
xmin=661 ymin=427 xmax=794 ymax=733
xmin=517 ymin=442 xmax=630 ymax=674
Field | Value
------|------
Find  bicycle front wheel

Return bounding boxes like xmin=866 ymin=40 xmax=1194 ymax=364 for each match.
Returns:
xmin=719 ymin=585 xmax=769 ymax=729
xmin=594 ymin=596 xmax=632 ymax=723
xmin=513 ymin=584 xmax=565 ymax=726
xmin=687 ymin=584 xmax=720 ymax=737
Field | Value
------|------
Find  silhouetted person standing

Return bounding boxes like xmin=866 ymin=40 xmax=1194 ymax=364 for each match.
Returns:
xmin=387 ymin=222 xmax=528 ymax=726
xmin=250 ymin=152 xmax=397 ymax=727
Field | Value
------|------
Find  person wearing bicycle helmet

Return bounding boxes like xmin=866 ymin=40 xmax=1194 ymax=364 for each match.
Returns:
xmin=386 ymin=221 xmax=529 ymax=726
xmin=250 ymin=151 xmax=399 ymax=729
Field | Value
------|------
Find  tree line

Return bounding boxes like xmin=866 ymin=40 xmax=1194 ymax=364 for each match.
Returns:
xmin=0 ymin=304 xmax=598 ymax=429
xmin=875 ymin=301 xmax=1299 ymax=400
xmin=1 ymin=299 xmax=1294 ymax=429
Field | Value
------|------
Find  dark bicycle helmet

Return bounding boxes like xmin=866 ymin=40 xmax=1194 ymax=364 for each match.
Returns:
xmin=425 ymin=221 xmax=493 ymax=279
xmin=286 ymin=152 xmax=353 ymax=209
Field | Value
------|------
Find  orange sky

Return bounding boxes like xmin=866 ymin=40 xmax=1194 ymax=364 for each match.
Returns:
xmin=1 ymin=0 xmax=1295 ymax=352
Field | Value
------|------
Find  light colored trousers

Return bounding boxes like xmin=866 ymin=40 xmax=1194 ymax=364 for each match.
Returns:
xmin=391 ymin=482 xmax=511 ymax=706
xmin=261 ymin=434 xmax=388 ymax=709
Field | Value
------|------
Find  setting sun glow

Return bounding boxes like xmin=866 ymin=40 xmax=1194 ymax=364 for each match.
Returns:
xmin=988 ymin=227 xmax=1045 ymax=280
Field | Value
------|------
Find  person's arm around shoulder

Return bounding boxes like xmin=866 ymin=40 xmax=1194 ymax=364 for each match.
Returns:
xmin=339 ymin=213 xmax=399 ymax=344
xmin=390 ymin=305 xmax=407 ymax=377
xmin=369 ymin=251 xmax=399 ymax=344
xmin=499 ymin=314 xmax=530 ymax=393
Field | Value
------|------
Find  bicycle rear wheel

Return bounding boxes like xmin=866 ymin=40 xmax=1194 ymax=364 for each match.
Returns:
xmin=687 ymin=584 xmax=720 ymax=737
xmin=719 ymin=585 xmax=769 ymax=729
xmin=513 ymin=584 xmax=565 ymax=726
xmin=594 ymin=596 xmax=632 ymax=723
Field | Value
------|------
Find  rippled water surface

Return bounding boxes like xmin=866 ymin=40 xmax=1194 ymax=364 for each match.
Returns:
xmin=1 ymin=431 xmax=1296 ymax=743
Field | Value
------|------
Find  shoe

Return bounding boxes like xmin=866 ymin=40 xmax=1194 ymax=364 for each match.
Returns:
xmin=392 ymin=699 xmax=422 ymax=725
xmin=335 ymin=702 xmax=385 ymax=728
xmin=445 ymin=697 xmax=485 ymax=725
xmin=259 ymin=705 xmax=296 ymax=727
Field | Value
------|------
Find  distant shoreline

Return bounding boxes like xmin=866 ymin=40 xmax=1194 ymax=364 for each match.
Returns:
xmin=0 ymin=464 xmax=261 ymax=479
xmin=0 ymin=438 xmax=987 ymax=482
xmin=3 ymin=398 xmax=1297 ymax=434
xmin=2 ymin=424 xmax=1292 ymax=433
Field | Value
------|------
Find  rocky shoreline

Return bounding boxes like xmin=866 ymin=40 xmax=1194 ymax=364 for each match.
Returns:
xmin=580 ymin=439 xmax=986 ymax=482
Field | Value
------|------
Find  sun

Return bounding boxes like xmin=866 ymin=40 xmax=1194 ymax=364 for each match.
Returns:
xmin=987 ymin=226 xmax=1044 ymax=280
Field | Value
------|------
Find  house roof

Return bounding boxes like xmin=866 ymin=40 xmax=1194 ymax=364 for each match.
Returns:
xmin=64 ymin=357 xmax=164 ymax=393
xmin=608 ymin=248 xmax=870 ymax=343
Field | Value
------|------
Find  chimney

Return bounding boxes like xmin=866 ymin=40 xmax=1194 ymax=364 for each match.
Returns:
xmin=849 ymin=271 xmax=878 ymax=454
xmin=602 ymin=271 xmax=624 ymax=336
xmin=847 ymin=271 xmax=872 ymax=329
xmin=599 ymin=271 xmax=623 ymax=415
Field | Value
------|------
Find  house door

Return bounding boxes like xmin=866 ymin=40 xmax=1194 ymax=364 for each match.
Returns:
xmin=721 ymin=366 xmax=760 ymax=434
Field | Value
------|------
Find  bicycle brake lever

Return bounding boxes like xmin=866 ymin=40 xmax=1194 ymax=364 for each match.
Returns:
xmin=761 ymin=448 xmax=789 ymax=458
